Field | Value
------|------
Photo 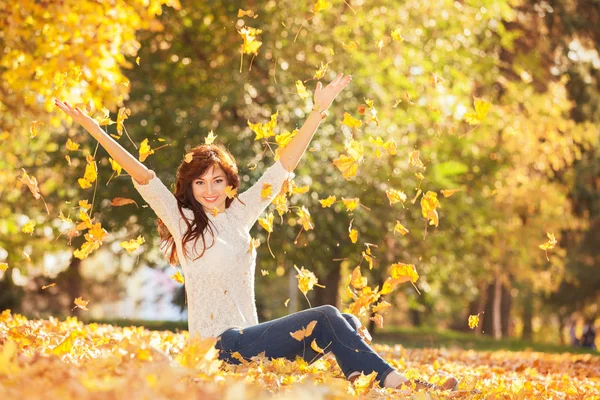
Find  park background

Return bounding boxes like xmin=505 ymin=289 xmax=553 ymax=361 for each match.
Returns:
xmin=1 ymin=0 xmax=599 ymax=372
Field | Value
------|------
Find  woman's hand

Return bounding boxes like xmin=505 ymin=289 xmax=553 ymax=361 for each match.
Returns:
xmin=313 ymin=72 xmax=352 ymax=110
xmin=54 ymin=99 xmax=97 ymax=129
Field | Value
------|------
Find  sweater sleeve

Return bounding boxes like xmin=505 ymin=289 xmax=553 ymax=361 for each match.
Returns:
xmin=131 ymin=171 xmax=182 ymax=242
xmin=230 ymin=159 xmax=294 ymax=229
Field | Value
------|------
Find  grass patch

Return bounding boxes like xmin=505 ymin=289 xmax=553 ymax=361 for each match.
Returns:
xmin=373 ymin=325 xmax=598 ymax=356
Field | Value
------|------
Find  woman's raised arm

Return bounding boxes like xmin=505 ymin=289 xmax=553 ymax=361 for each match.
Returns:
xmin=54 ymin=99 xmax=153 ymax=185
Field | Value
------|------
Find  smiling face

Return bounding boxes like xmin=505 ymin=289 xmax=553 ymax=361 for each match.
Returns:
xmin=191 ymin=164 xmax=229 ymax=213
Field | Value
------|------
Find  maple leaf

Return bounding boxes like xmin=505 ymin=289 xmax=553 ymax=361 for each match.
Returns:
xmin=205 ymin=130 xmax=217 ymax=144
xmin=248 ymin=111 xmax=278 ymax=141
xmin=391 ymin=28 xmax=405 ymax=41
xmin=296 ymin=206 xmax=314 ymax=231
xmin=224 ymin=186 xmax=237 ymax=199
xmin=319 ymin=195 xmax=336 ymax=207
xmin=342 ymin=197 xmax=360 ymax=212
xmin=0 ymin=263 xmax=8 ymax=272
xmin=342 ymin=112 xmax=363 ymax=129
xmin=120 ymin=235 xmax=145 ymax=253
xmin=111 ymin=197 xmax=138 ymax=207
xmin=109 ymin=158 xmax=122 ymax=176
xmin=441 ymin=188 xmax=462 ymax=197
xmin=261 ymin=183 xmax=273 ymax=199
xmin=66 ymin=138 xmax=80 ymax=151
xmin=386 ymin=188 xmax=407 ymax=205
xmin=539 ymin=232 xmax=557 ymax=261
xmin=238 ymin=26 xmax=263 ymax=55
xmin=116 ymin=107 xmax=131 ymax=136
xmin=313 ymin=0 xmax=331 ymax=13
xmin=22 ymin=220 xmax=36 ymax=234
xmin=296 ymin=80 xmax=309 ymax=99
xmin=389 ymin=262 xmax=419 ymax=284
xmin=409 ymin=150 xmax=425 ymax=168
xmin=393 ymin=221 xmax=409 ymax=235
xmin=294 ymin=265 xmax=325 ymax=296
xmin=351 ymin=266 xmax=368 ymax=289
xmin=289 ymin=320 xmax=318 ymax=341
xmin=333 ymin=154 xmax=358 ymax=180
xmin=73 ymin=296 xmax=89 ymax=311
xmin=420 ymin=191 xmax=440 ymax=227
xmin=171 ymin=271 xmax=185 ymax=285
xmin=139 ymin=138 xmax=155 ymax=162
xmin=469 ymin=313 xmax=481 ymax=329
xmin=464 ymin=98 xmax=491 ymax=125
xmin=258 ymin=212 xmax=274 ymax=233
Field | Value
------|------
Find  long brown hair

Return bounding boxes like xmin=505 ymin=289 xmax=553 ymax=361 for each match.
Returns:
xmin=157 ymin=144 xmax=244 ymax=265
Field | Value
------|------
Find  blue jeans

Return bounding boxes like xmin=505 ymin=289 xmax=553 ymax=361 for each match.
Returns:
xmin=215 ymin=304 xmax=396 ymax=387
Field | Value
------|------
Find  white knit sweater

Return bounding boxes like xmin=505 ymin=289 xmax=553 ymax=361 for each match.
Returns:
xmin=132 ymin=159 xmax=293 ymax=339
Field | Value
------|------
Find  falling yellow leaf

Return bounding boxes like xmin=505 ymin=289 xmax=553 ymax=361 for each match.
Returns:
xmin=0 ymin=263 xmax=8 ymax=272
xmin=290 ymin=320 xmax=318 ymax=341
xmin=136 ymin=56 xmax=140 ymax=65
xmin=205 ymin=130 xmax=217 ymax=144
xmin=296 ymin=80 xmax=309 ymax=99
xmin=258 ymin=212 xmax=274 ymax=233
xmin=73 ymin=297 xmax=89 ymax=311
xmin=393 ymin=221 xmax=409 ymax=235
xmin=224 ymin=186 xmax=237 ymax=199
xmin=333 ymin=154 xmax=358 ymax=180
xmin=391 ymin=28 xmax=405 ymax=41
xmin=22 ymin=220 xmax=36 ymax=234
xmin=284 ymin=298 xmax=290 ymax=307
xmin=441 ymin=188 xmax=462 ymax=197
xmin=248 ymin=111 xmax=278 ymax=141
xmin=109 ymin=158 xmax=122 ymax=176
xmin=261 ymin=183 xmax=273 ymax=199
xmin=409 ymin=150 xmax=425 ymax=168
xmin=294 ymin=265 xmax=325 ymax=296
xmin=341 ymin=112 xmax=363 ymax=129
xmin=66 ymin=138 xmax=80 ymax=151
xmin=139 ymin=139 xmax=155 ymax=162
xmin=171 ymin=271 xmax=185 ymax=285
xmin=313 ymin=0 xmax=331 ymax=13
xmin=261 ymin=270 xmax=269 ymax=276
xmin=119 ymin=235 xmax=145 ymax=253
xmin=389 ymin=262 xmax=419 ymax=284
xmin=420 ymin=191 xmax=440 ymax=227
xmin=386 ymin=189 xmax=407 ymax=205
xmin=469 ymin=314 xmax=481 ymax=329
xmin=349 ymin=228 xmax=358 ymax=243
xmin=238 ymin=9 xmax=258 ymax=18
xmin=116 ymin=107 xmax=131 ymax=136
xmin=350 ymin=266 xmax=368 ymax=289
xmin=238 ymin=26 xmax=263 ymax=55
xmin=342 ymin=197 xmax=360 ymax=212
xmin=319 ymin=195 xmax=336 ymax=207
xmin=295 ymin=206 xmax=314 ymax=231
xmin=42 ymin=283 xmax=56 ymax=290
xmin=310 ymin=338 xmax=325 ymax=353
xmin=248 ymin=237 xmax=261 ymax=253
xmin=464 ymin=98 xmax=491 ymax=125
xmin=370 ymin=313 xmax=384 ymax=328
xmin=313 ymin=61 xmax=330 ymax=80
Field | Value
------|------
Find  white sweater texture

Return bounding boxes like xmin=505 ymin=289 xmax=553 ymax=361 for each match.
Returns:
xmin=132 ymin=159 xmax=293 ymax=339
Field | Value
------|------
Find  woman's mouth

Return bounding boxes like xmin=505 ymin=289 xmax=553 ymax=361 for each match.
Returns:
xmin=204 ymin=196 xmax=219 ymax=203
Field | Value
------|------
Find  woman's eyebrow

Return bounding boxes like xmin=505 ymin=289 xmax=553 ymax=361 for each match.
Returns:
xmin=196 ymin=175 xmax=224 ymax=181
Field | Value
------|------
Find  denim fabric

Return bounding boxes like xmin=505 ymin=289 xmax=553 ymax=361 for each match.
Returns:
xmin=215 ymin=304 xmax=395 ymax=387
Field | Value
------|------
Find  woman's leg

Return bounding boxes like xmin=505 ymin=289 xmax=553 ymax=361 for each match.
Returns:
xmin=216 ymin=304 xmax=395 ymax=388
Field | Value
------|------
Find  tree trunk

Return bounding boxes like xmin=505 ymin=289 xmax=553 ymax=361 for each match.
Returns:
xmin=501 ymin=283 xmax=512 ymax=337
xmin=64 ymin=257 xmax=82 ymax=317
xmin=493 ymin=277 xmax=502 ymax=339
xmin=522 ymin=290 xmax=533 ymax=341
xmin=313 ymin=261 xmax=341 ymax=309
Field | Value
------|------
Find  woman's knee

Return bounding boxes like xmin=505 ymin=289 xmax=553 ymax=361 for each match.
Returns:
xmin=341 ymin=312 xmax=362 ymax=331
xmin=314 ymin=304 xmax=340 ymax=316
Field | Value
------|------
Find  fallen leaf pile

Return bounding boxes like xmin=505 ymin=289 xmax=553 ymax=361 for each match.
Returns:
xmin=1 ymin=310 xmax=598 ymax=399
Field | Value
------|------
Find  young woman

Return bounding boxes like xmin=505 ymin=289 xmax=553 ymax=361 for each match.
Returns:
xmin=55 ymin=73 xmax=457 ymax=392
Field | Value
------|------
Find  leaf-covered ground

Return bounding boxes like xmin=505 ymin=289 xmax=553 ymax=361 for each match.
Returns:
xmin=1 ymin=310 xmax=598 ymax=399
